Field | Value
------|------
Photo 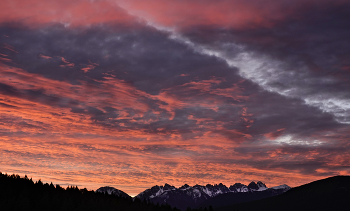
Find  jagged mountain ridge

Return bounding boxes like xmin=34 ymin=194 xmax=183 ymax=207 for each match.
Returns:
xmin=136 ymin=181 xmax=287 ymax=199
xmin=135 ymin=181 xmax=290 ymax=210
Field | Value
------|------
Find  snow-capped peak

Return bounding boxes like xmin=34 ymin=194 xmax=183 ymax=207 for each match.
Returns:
xmin=136 ymin=181 xmax=291 ymax=202
xmin=271 ymin=184 xmax=291 ymax=191
xmin=179 ymin=184 xmax=190 ymax=190
xmin=163 ymin=183 xmax=176 ymax=191
xmin=95 ymin=186 xmax=130 ymax=198
xmin=229 ymin=183 xmax=249 ymax=192
xmin=257 ymin=181 xmax=267 ymax=188
xmin=135 ymin=181 xmax=291 ymax=211
xmin=256 ymin=181 xmax=268 ymax=191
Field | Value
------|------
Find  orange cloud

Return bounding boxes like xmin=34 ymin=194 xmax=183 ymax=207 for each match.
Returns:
xmin=1 ymin=0 xmax=350 ymax=197
xmin=0 ymin=61 xmax=349 ymax=196
xmin=155 ymin=78 xmax=249 ymax=119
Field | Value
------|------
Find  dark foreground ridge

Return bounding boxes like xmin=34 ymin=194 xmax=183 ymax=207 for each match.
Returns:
xmin=2 ymin=172 xmax=349 ymax=211
xmin=216 ymin=175 xmax=350 ymax=211
xmin=0 ymin=172 xmax=208 ymax=211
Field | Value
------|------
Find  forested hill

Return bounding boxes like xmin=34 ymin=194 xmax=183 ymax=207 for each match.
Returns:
xmin=0 ymin=172 xmax=207 ymax=211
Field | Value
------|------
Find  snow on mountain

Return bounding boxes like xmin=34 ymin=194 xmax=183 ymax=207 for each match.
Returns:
xmin=256 ymin=181 xmax=268 ymax=191
xmin=136 ymin=183 xmax=176 ymax=199
xmin=96 ymin=181 xmax=291 ymax=211
xmin=229 ymin=183 xmax=249 ymax=192
xmin=135 ymin=181 xmax=290 ymax=210
xmin=271 ymin=184 xmax=291 ymax=192
xmin=95 ymin=186 xmax=131 ymax=198
xmin=137 ymin=181 xmax=290 ymax=200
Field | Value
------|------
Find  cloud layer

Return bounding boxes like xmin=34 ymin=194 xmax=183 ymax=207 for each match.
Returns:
xmin=0 ymin=0 xmax=350 ymax=195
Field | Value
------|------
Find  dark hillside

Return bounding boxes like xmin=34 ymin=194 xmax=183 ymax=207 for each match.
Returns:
xmin=217 ymin=175 xmax=350 ymax=211
xmin=199 ymin=188 xmax=287 ymax=209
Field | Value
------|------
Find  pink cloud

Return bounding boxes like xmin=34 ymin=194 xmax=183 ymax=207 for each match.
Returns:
xmin=60 ymin=57 xmax=75 ymax=68
xmin=39 ymin=54 xmax=52 ymax=59
xmin=118 ymin=0 xmax=349 ymax=29
xmin=81 ymin=60 xmax=99 ymax=73
xmin=4 ymin=43 xmax=18 ymax=53
xmin=0 ymin=0 xmax=137 ymax=27
xmin=0 ymin=0 xmax=347 ymax=30
xmin=264 ymin=128 xmax=286 ymax=140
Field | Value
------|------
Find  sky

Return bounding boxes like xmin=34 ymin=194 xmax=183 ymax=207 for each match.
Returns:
xmin=0 ymin=0 xmax=350 ymax=196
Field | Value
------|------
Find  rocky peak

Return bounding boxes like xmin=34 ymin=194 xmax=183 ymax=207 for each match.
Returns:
xmin=163 ymin=183 xmax=175 ymax=190
xmin=180 ymin=184 xmax=190 ymax=189
xmin=215 ymin=183 xmax=225 ymax=187
xmin=229 ymin=183 xmax=249 ymax=192
xmin=248 ymin=181 xmax=259 ymax=190
xmin=205 ymin=184 xmax=214 ymax=188
xmin=257 ymin=181 xmax=267 ymax=188
xmin=150 ymin=185 xmax=161 ymax=191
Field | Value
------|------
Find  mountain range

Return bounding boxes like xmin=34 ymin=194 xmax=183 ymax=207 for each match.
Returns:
xmin=98 ymin=181 xmax=290 ymax=210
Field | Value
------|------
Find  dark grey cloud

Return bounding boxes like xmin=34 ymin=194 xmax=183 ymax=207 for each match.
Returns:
xmin=0 ymin=21 xmax=346 ymax=140
xmin=0 ymin=82 xmax=21 ymax=96
xmin=180 ymin=2 xmax=350 ymax=124
xmin=1 ymin=3 xmax=350 ymax=180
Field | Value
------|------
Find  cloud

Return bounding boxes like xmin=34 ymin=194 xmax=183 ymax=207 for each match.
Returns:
xmin=39 ymin=54 xmax=52 ymax=59
xmin=175 ymin=2 xmax=350 ymax=124
xmin=0 ymin=1 xmax=350 ymax=195
xmin=117 ymin=0 xmax=349 ymax=29
xmin=60 ymin=57 xmax=74 ymax=68
xmin=0 ymin=0 xmax=138 ymax=27
xmin=81 ymin=60 xmax=98 ymax=73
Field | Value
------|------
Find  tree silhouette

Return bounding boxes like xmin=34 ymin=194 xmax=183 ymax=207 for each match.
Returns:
xmin=0 ymin=172 xmax=187 ymax=211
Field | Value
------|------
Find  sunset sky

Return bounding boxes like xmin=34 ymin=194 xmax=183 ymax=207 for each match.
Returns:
xmin=1 ymin=0 xmax=350 ymax=196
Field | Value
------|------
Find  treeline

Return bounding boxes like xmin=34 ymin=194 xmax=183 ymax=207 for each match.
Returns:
xmin=0 ymin=172 xmax=212 ymax=211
